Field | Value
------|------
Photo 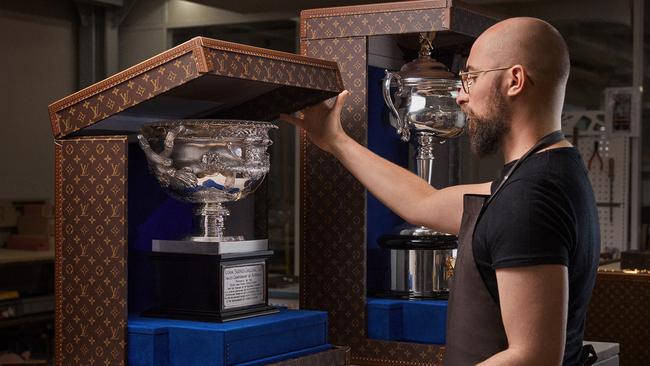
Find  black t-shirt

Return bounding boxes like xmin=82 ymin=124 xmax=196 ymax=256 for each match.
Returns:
xmin=473 ymin=147 xmax=600 ymax=366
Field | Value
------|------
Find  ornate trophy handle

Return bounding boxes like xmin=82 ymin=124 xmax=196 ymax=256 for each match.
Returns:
xmin=383 ymin=70 xmax=410 ymax=141
xmin=137 ymin=125 xmax=198 ymax=189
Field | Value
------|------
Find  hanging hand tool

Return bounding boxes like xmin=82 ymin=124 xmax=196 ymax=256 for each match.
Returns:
xmin=608 ymin=158 xmax=615 ymax=222
xmin=588 ymin=141 xmax=603 ymax=171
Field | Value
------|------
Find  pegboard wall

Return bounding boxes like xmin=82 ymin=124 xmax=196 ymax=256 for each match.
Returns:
xmin=562 ymin=111 xmax=630 ymax=256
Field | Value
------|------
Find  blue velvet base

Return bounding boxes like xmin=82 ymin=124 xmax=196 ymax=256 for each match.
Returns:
xmin=128 ymin=308 xmax=328 ymax=366
xmin=367 ymin=297 xmax=448 ymax=345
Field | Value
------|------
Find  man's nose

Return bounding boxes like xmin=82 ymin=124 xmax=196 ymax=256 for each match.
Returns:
xmin=456 ymin=87 xmax=468 ymax=106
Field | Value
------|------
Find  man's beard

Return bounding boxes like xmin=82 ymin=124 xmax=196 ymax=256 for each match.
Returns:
xmin=462 ymin=90 xmax=511 ymax=157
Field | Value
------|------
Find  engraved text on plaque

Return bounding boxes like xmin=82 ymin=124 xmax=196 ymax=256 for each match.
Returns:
xmin=222 ymin=263 xmax=265 ymax=309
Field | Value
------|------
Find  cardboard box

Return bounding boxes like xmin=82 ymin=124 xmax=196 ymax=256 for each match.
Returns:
xmin=20 ymin=202 xmax=54 ymax=218
xmin=5 ymin=234 xmax=52 ymax=251
xmin=0 ymin=201 xmax=17 ymax=228
xmin=17 ymin=216 xmax=54 ymax=236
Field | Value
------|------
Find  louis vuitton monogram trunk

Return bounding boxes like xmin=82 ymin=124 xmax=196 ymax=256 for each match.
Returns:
xmin=48 ymin=36 xmax=344 ymax=366
xmin=299 ymin=1 xmax=497 ymax=365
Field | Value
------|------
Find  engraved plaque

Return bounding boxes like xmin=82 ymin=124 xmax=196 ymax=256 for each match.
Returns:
xmin=222 ymin=262 xmax=266 ymax=309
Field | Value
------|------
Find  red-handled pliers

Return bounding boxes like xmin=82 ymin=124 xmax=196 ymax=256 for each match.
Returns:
xmin=588 ymin=141 xmax=603 ymax=171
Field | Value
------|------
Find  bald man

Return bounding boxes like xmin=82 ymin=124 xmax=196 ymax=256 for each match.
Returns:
xmin=281 ymin=17 xmax=599 ymax=366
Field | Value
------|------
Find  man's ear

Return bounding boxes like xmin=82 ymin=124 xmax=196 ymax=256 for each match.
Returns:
xmin=506 ymin=65 xmax=526 ymax=97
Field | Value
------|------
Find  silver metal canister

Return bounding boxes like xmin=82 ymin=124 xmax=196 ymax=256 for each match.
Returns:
xmin=389 ymin=247 xmax=457 ymax=296
xmin=379 ymin=234 xmax=457 ymax=298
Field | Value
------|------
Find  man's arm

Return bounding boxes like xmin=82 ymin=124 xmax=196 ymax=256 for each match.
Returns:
xmin=280 ymin=91 xmax=490 ymax=235
xmin=331 ymin=134 xmax=490 ymax=234
xmin=478 ymin=264 xmax=568 ymax=366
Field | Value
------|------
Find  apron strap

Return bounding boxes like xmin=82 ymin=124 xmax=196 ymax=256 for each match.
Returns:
xmin=485 ymin=130 xmax=565 ymax=208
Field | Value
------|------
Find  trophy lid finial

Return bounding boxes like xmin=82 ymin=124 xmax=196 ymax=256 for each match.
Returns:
xmin=397 ymin=32 xmax=455 ymax=80
xmin=418 ymin=32 xmax=435 ymax=57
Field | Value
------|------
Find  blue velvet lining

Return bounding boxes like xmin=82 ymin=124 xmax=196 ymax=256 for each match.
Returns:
xmin=127 ymin=309 xmax=328 ymax=366
xmin=128 ymin=143 xmax=193 ymax=251
xmin=366 ymin=66 xmax=409 ymax=293
xmin=367 ymin=297 xmax=448 ymax=345
xmin=128 ymin=143 xmax=194 ymax=314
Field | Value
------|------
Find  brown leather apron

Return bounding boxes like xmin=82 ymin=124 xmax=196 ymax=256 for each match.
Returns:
xmin=444 ymin=131 xmax=566 ymax=365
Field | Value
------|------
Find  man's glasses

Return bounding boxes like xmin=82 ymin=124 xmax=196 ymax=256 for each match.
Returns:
xmin=458 ymin=66 xmax=514 ymax=94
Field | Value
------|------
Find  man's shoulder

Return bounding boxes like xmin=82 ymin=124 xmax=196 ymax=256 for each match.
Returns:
xmin=521 ymin=146 xmax=585 ymax=176
xmin=506 ymin=147 xmax=588 ymax=190
xmin=490 ymin=169 xmax=577 ymax=217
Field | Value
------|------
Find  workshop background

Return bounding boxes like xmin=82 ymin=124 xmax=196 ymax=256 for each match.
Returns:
xmin=0 ymin=0 xmax=647 ymax=365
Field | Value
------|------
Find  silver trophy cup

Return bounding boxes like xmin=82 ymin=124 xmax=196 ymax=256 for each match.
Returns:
xmin=137 ymin=119 xmax=279 ymax=322
xmin=138 ymin=119 xmax=277 ymax=242
xmin=380 ymin=33 xmax=464 ymax=298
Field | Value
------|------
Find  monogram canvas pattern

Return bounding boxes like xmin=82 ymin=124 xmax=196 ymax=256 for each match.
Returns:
xmin=268 ymin=346 xmax=350 ymax=366
xmin=301 ymin=5 xmax=447 ymax=40
xmin=300 ymin=37 xmax=367 ymax=349
xmin=55 ymin=137 xmax=128 ymax=366
xmin=301 ymin=35 xmax=445 ymax=366
xmin=51 ymin=52 xmax=199 ymax=138
xmin=51 ymin=36 xmax=344 ymax=366
xmin=204 ymin=47 xmax=342 ymax=92
xmin=49 ymin=36 xmax=343 ymax=140
xmin=357 ymin=340 xmax=444 ymax=366
xmin=585 ymin=272 xmax=650 ymax=366
xmin=297 ymin=1 xmax=502 ymax=364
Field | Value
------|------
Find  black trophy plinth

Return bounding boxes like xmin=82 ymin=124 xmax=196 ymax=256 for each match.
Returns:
xmin=143 ymin=239 xmax=278 ymax=322
xmin=377 ymin=232 xmax=458 ymax=300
